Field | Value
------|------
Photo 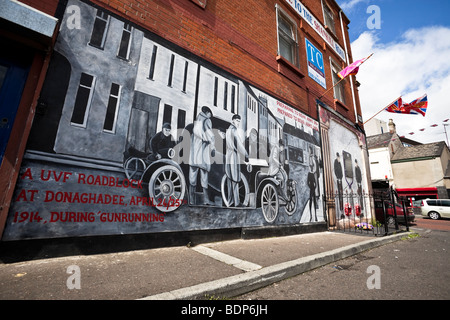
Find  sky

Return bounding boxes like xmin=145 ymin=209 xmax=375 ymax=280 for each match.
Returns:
xmin=335 ymin=0 xmax=450 ymax=145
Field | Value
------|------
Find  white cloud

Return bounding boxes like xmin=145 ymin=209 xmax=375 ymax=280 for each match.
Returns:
xmin=339 ymin=0 xmax=367 ymax=12
xmin=351 ymin=26 xmax=450 ymax=145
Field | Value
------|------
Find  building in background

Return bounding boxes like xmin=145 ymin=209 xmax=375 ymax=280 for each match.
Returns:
xmin=367 ymin=118 xmax=450 ymax=204
xmin=366 ymin=119 xmax=421 ymax=186
xmin=392 ymin=141 xmax=450 ymax=201
xmin=364 ymin=118 xmax=389 ymax=136
xmin=0 ymin=0 xmax=370 ymax=242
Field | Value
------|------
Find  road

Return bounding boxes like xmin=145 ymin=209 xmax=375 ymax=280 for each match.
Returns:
xmin=412 ymin=214 xmax=450 ymax=231
xmin=237 ymin=218 xmax=450 ymax=300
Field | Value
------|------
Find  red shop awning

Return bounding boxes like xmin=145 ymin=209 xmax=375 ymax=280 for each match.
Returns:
xmin=396 ymin=187 xmax=438 ymax=197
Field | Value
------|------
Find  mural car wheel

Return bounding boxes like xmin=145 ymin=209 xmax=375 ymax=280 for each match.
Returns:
xmin=220 ymin=174 xmax=250 ymax=207
xmin=124 ymin=157 xmax=146 ymax=183
xmin=285 ymin=182 xmax=297 ymax=216
xmin=261 ymin=183 xmax=279 ymax=223
xmin=148 ymin=165 xmax=186 ymax=213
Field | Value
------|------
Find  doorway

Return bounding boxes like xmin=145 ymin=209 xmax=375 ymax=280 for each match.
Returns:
xmin=0 ymin=55 xmax=30 ymax=163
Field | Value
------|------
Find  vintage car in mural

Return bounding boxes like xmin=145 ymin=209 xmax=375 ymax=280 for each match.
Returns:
xmin=123 ymin=121 xmax=298 ymax=224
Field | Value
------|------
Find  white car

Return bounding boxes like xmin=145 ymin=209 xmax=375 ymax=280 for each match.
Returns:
xmin=420 ymin=199 xmax=450 ymax=220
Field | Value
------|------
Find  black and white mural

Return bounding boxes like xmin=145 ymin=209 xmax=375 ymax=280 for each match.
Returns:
xmin=2 ymin=0 xmax=325 ymax=240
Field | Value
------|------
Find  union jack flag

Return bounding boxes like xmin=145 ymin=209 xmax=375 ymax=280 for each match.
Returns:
xmin=384 ymin=97 xmax=403 ymax=113
xmin=404 ymin=94 xmax=428 ymax=116
xmin=385 ymin=94 xmax=428 ymax=117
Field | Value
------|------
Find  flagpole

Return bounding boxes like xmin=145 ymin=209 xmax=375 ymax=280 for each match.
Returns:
xmin=362 ymin=96 xmax=402 ymax=125
xmin=443 ymin=124 xmax=449 ymax=147
xmin=318 ymin=77 xmax=345 ymax=99
xmin=318 ymin=53 xmax=373 ymax=100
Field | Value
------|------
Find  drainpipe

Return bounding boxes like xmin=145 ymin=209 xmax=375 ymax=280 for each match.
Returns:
xmin=339 ymin=9 xmax=375 ymax=221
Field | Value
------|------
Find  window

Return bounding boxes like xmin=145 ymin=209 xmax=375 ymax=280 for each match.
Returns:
xmin=163 ymin=104 xmax=173 ymax=125
xmin=441 ymin=200 xmax=450 ymax=207
xmin=223 ymin=82 xmax=228 ymax=110
xmin=277 ymin=11 xmax=298 ymax=67
xmin=213 ymin=77 xmax=218 ymax=107
xmin=177 ymin=109 xmax=186 ymax=131
xmin=89 ymin=10 xmax=109 ymax=49
xmin=231 ymin=85 xmax=236 ymax=113
xmin=71 ymin=73 xmax=95 ymax=127
xmin=103 ymin=83 xmax=121 ymax=133
xmin=168 ymin=54 xmax=175 ymax=87
xmin=182 ymin=61 xmax=189 ymax=93
xmin=323 ymin=3 xmax=336 ymax=35
xmin=117 ymin=22 xmax=132 ymax=59
xmin=148 ymin=45 xmax=158 ymax=80
xmin=331 ymin=60 xmax=346 ymax=103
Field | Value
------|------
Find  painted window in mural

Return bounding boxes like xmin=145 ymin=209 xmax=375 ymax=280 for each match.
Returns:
xmin=2 ymin=0 xmax=325 ymax=241
xmin=182 ymin=61 xmax=189 ymax=93
xmin=103 ymin=83 xmax=121 ymax=133
xmin=70 ymin=72 xmax=95 ymax=127
xmin=117 ymin=23 xmax=132 ymax=60
xmin=148 ymin=45 xmax=158 ymax=80
xmin=89 ymin=10 xmax=109 ymax=49
xmin=167 ymin=54 xmax=175 ymax=87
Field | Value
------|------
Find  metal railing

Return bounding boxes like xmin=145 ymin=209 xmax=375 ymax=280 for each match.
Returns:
xmin=327 ymin=188 xmax=411 ymax=236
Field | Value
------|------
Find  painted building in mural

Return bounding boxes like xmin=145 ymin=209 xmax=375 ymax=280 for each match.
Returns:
xmin=0 ymin=0 xmax=371 ymax=241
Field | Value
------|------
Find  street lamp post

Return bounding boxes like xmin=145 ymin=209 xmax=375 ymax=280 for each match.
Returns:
xmin=443 ymin=124 xmax=449 ymax=147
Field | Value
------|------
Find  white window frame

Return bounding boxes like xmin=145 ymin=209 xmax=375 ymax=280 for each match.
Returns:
xmin=330 ymin=58 xmax=346 ymax=103
xmin=322 ymin=1 xmax=336 ymax=35
xmin=275 ymin=5 xmax=299 ymax=67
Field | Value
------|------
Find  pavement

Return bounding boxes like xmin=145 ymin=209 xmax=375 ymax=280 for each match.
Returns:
xmin=0 ymin=229 xmax=411 ymax=300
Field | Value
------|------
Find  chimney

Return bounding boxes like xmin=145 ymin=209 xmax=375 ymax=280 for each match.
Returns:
xmin=388 ymin=119 xmax=396 ymax=133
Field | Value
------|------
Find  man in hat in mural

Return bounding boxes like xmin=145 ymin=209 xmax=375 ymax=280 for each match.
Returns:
xmin=307 ymin=162 xmax=318 ymax=222
xmin=148 ymin=122 xmax=176 ymax=161
xmin=225 ymin=114 xmax=249 ymax=207
xmin=189 ymin=106 xmax=216 ymax=205
xmin=334 ymin=152 xmax=344 ymax=214
xmin=355 ymin=158 xmax=363 ymax=212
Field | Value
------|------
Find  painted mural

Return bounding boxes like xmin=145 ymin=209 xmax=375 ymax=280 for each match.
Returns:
xmin=2 ymin=0 xmax=325 ymax=240
xmin=319 ymin=106 xmax=370 ymax=224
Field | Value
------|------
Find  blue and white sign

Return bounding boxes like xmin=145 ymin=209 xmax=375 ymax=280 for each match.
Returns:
xmin=305 ymin=38 xmax=326 ymax=89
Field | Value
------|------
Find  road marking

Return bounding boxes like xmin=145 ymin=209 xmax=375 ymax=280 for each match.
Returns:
xmin=191 ymin=245 xmax=262 ymax=272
